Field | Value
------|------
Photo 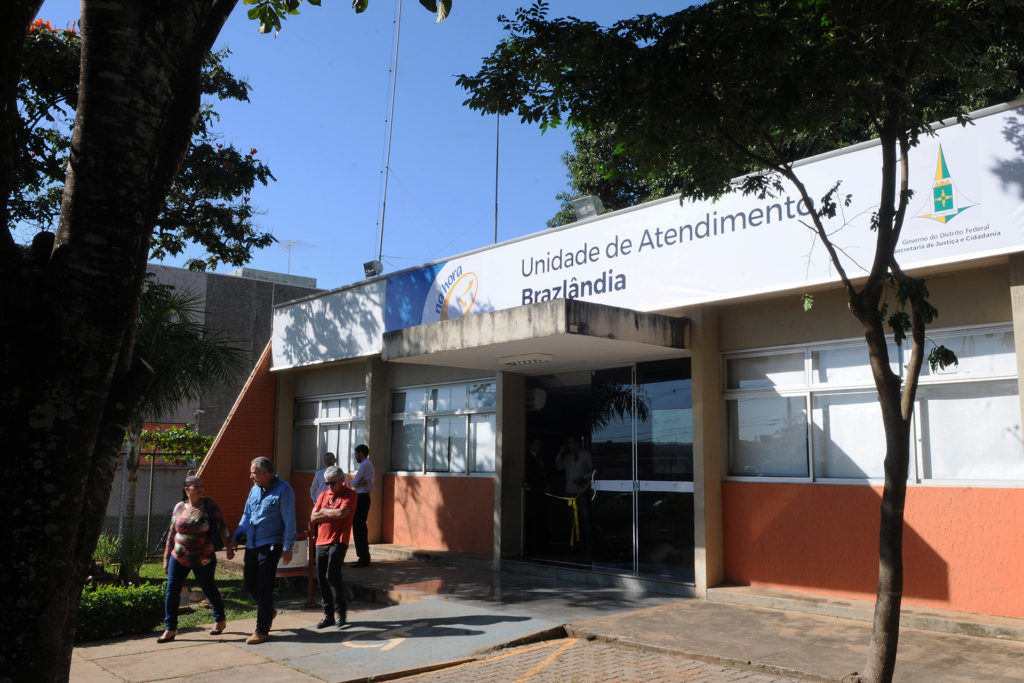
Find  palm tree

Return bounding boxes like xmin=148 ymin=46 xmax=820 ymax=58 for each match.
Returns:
xmin=119 ymin=279 xmax=246 ymax=579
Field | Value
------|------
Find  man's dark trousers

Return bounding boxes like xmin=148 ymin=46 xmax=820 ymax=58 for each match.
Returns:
xmin=316 ymin=542 xmax=348 ymax=619
xmin=244 ymin=544 xmax=282 ymax=635
xmin=353 ymin=492 xmax=371 ymax=563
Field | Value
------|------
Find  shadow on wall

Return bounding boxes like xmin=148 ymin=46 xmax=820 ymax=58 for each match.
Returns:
xmin=994 ymin=111 xmax=1024 ymax=197
xmin=722 ymin=482 xmax=949 ymax=602
xmin=384 ymin=475 xmax=493 ymax=555
xmin=276 ymin=284 xmax=385 ymax=369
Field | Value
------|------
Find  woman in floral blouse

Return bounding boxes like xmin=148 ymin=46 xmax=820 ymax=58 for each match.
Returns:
xmin=157 ymin=474 xmax=235 ymax=643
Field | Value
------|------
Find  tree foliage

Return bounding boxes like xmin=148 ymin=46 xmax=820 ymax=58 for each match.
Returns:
xmin=0 ymin=2 xmax=448 ymax=679
xmin=13 ymin=20 xmax=276 ymax=271
xmin=137 ymin=425 xmax=215 ymax=465
xmin=459 ymin=2 xmax=1024 ymax=681
xmin=547 ymin=124 xmax=685 ymax=227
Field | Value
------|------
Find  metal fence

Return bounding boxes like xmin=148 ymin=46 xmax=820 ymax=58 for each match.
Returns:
xmin=101 ymin=457 xmax=196 ymax=555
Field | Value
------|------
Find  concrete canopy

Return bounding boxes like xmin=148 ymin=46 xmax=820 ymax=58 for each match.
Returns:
xmin=382 ymin=298 xmax=689 ymax=375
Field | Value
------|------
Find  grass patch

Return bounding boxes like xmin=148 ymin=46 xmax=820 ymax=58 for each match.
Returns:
xmin=139 ymin=561 xmax=311 ymax=631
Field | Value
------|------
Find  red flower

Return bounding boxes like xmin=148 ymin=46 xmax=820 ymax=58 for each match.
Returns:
xmin=249 ymin=148 xmax=257 ymax=155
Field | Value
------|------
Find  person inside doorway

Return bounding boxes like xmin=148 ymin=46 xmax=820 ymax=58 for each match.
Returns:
xmin=556 ymin=436 xmax=594 ymax=554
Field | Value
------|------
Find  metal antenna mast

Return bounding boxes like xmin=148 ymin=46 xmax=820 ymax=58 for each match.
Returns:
xmin=377 ymin=0 xmax=404 ymax=264
xmin=279 ymin=238 xmax=300 ymax=274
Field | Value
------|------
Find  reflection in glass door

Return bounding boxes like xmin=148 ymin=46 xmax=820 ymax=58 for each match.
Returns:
xmin=524 ymin=359 xmax=693 ymax=581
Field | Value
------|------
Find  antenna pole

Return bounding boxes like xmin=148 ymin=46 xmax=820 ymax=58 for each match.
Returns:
xmin=279 ymin=238 xmax=300 ymax=274
xmin=379 ymin=0 xmax=403 ymax=262
xmin=494 ymin=115 xmax=499 ymax=244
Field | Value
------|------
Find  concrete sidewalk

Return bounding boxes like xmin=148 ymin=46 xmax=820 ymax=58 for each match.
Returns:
xmin=71 ymin=547 xmax=1024 ymax=682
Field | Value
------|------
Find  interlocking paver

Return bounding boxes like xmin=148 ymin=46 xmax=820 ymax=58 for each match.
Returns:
xmin=397 ymin=637 xmax=801 ymax=683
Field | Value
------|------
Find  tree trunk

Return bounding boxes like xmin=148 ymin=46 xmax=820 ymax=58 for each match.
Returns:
xmin=854 ymin=295 xmax=913 ymax=683
xmin=0 ymin=2 xmax=236 ymax=679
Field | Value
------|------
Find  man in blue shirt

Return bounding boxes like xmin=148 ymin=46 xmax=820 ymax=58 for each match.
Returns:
xmin=231 ymin=456 xmax=295 ymax=645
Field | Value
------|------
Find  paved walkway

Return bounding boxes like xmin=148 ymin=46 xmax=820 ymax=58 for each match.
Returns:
xmin=71 ymin=546 xmax=1024 ymax=682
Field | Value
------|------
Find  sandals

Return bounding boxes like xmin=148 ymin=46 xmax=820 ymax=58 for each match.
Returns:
xmin=211 ymin=621 xmax=227 ymax=635
xmin=156 ymin=630 xmax=177 ymax=643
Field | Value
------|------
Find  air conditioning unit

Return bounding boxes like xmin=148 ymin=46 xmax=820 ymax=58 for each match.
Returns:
xmin=525 ymin=388 xmax=547 ymax=412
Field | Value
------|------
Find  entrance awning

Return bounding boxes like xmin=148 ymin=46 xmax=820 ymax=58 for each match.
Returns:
xmin=381 ymin=299 xmax=689 ymax=375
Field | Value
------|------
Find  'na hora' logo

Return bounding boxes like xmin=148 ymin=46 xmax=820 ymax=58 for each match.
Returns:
xmin=427 ymin=263 xmax=481 ymax=322
xmin=916 ymin=145 xmax=976 ymax=224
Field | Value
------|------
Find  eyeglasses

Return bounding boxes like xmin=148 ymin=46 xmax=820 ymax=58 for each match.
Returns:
xmin=326 ymin=479 xmax=341 ymax=486
xmin=185 ymin=484 xmax=203 ymax=489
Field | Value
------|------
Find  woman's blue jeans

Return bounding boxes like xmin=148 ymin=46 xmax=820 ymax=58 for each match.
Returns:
xmin=164 ymin=554 xmax=226 ymax=631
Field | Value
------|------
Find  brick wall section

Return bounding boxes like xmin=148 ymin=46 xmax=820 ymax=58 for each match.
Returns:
xmin=197 ymin=339 xmax=276 ymax=531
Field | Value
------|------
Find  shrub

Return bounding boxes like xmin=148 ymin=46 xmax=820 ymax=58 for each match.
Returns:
xmin=76 ymin=583 xmax=164 ymax=642
xmin=92 ymin=534 xmax=120 ymax=569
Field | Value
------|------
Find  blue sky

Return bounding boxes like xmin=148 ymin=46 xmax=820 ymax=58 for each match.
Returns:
xmin=38 ymin=1 xmax=686 ymax=290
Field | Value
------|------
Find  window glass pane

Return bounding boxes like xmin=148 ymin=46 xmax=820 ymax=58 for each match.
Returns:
xmin=426 ymin=416 xmax=465 ymax=471
xmin=351 ymin=396 xmax=366 ymax=419
xmin=470 ymin=414 xmax=496 ymax=473
xmin=812 ymin=344 xmax=899 ymax=385
xmin=428 ymin=386 xmax=453 ymax=413
xmin=922 ymin=330 xmax=1017 ymax=378
xmin=320 ymin=424 xmax=346 ymax=467
xmin=390 ymin=419 xmax=423 ymax=471
xmin=727 ymin=352 xmax=804 ymax=390
xmin=918 ymin=380 xmax=1024 ymax=479
xmin=334 ymin=398 xmax=352 ymax=420
xmin=636 ymin=362 xmax=693 ymax=482
xmin=293 ymin=425 xmax=317 ymax=470
xmin=394 ymin=389 xmax=425 ymax=415
xmin=812 ymin=392 xmax=886 ymax=478
xmin=451 ymin=417 xmax=468 ymax=473
xmin=322 ymin=399 xmax=341 ymax=418
xmin=295 ymin=401 xmax=318 ymax=421
xmin=469 ymin=382 xmax=497 ymax=410
xmin=727 ymin=396 xmax=808 ymax=476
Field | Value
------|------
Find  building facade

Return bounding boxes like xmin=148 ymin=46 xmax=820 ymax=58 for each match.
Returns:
xmin=202 ymin=101 xmax=1024 ymax=619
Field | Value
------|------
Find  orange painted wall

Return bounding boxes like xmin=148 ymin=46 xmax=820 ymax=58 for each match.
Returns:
xmin=198 ymin=342 xmax=277 ymax=532
xmin=722 ymin=482 xmax=1024 ymax=618
xmin=382 ymin=475 xmax=493 ymax=554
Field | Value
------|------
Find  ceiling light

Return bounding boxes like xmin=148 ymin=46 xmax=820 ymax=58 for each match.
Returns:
xmin=500 ymin=353 xmax=553 ymax=367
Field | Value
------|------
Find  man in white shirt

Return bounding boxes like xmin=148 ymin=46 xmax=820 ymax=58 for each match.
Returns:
xmin=310 ymin=452 xmax=336 ymax=502
xmin=349 ymin=444 xmax=375 ymax=567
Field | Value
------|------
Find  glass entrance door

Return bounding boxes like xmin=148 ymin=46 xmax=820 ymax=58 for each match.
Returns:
xmin=524 ymin=358 xmax=694 ymax=580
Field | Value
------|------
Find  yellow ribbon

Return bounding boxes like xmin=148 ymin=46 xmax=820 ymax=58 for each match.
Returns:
xmin=523 ymin=482 xmax=591 ymax=547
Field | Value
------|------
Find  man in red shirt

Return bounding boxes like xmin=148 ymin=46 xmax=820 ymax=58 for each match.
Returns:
xmin=310 ymin=465 xmax=358 ymax=628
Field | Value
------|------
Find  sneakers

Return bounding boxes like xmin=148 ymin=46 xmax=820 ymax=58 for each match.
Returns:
xmin=316 ymin=615 xmax=334 ymax=629
xmin=246 ymin=632 xmax=269 ymax=645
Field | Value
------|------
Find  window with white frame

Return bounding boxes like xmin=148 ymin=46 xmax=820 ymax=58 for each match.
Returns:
xmin=293 ymin=394 xmax=367 ymax=473
xmin=389 ymin=380 xmax=497 ymax=474
xmin=723 ymin=325 xmax=1023 ymax=483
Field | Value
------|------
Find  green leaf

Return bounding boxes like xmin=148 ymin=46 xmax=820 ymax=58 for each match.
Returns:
xmin=928 ymin=345 xmax=959 ymax=372
xmin=308 ymin=0 xmax=322 ymax=4
xmin=247 ymin=6 xmax=261 ymax=19
xmin=353 ymin=0 xmax=369 ymax=13
xmin=801 ymin=293 xmax=814 ymax=312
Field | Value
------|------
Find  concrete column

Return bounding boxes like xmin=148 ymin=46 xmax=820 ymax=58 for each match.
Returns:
xmin=690 ymin=306 xmax=724 ymax=598
xmin=1009 ymin=253 xmax=1024 ymax=430
xmin=273 ymin=371 xmax=296 ymax=480
xmin=365 ymin=356 xmax=389 ymax=544
xmin=495 ymin=371 xmax=525 ymax=569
